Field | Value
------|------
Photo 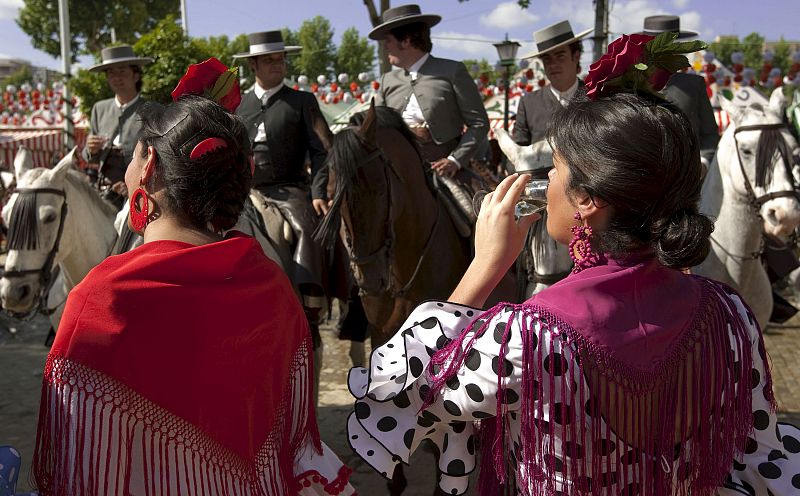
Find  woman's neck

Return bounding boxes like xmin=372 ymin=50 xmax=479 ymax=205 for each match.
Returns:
xmin=142 ymin=216 xmax=223 ymax=246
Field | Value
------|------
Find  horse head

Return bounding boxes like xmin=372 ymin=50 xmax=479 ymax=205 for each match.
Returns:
xmin=493 ymin=129 xmax=553 ymax=173
xmin=717 ymin=87 xmax=800 ymax=238
xmin=1 ymin=148 xmax=75 ymax=315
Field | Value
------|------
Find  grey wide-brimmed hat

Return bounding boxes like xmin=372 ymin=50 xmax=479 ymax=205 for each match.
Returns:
xmin=88 ymin=45 xmax=153 ymax=72
xmin=232 ymin=31 xmax=302 ymax=59
xmin=641 ymin=15 xmax=698 ymax=39
xmin=368 ymin=4 xmax=441 ymax=41
xmin=523 ymin=20 xmax=593 ymax=59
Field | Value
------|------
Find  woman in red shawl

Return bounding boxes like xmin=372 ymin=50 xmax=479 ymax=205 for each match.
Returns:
xmin=345 ymin=36 xmax=800 ymax=495
xmin=32 ymin=60 xmax=354 ymax=495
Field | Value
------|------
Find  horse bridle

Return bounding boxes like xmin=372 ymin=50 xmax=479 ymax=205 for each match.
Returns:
xmin=2 ymin=187 xmax=68 ymax=319
xmin=713 ymin=122 xmax=800 ymax=262
xmin=343 ymin=144 xmax=441 ymax=298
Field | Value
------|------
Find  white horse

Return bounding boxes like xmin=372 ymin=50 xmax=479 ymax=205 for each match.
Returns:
xmin=695 ymin=87 xmax=800 ymax=328
xmin=1 ymin=147 xmax=118 ymax=327
xmin=495 ymin=129 xmax=572 ymax=296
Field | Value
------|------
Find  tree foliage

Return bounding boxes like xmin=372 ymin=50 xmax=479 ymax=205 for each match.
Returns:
xmin=17 ymin=0 xmax=179 ymax=61
xmin=294 ymin=17 xmax=337 ymax=81
xmin=334 ymin=28 xmax=375 ymax=79
xmin=709 ymin=32 xmax=793 ymax=75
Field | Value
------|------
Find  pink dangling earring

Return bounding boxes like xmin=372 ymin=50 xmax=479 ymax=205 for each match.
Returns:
xmin=129 ymin=183 xmax=149 ymax=232
xmin=569 ymin=211 xmax=599 ymax=273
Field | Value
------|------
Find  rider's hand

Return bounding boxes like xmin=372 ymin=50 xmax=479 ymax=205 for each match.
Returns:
xmin=448 ymin=174 xmax=540 ymax=307
xmin=86 ymin=135 xmax=108 ymax=155
xmin=312 ymin=198 xmax=330 ymax=216
xmin=431 ymin=158 xmax=459 ymax=178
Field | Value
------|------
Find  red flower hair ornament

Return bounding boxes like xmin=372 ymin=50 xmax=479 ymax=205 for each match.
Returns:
xmin=171 ymin=57 xmax=241 ymax=112
xmin=584 ymin=32 xmax=707 ymax=101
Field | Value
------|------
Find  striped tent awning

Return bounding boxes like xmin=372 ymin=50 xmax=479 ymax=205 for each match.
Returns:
xmin=0 ymin=127 xmax=89 ymax=169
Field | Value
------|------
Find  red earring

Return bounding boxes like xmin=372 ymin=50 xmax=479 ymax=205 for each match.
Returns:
xmin=129 ymin=184 xmax=149 ymax=232
xmin=569 ymin=211 xmax=599 ymax=273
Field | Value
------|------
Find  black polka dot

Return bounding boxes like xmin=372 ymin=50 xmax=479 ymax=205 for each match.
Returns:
xmin=600 ymin=471 xmax=617 ymax=487
xmin=454 ymin=310 xmax=462 ymax=317
xmin=403 ymin=429 xmax=415 ymax=449
xmin=444 ymin=400 xmax=462 ymax=417
xmin=501 ymin=389 xmax=519 ymax=404
xmin=563 ymin=441 xmax=584 ymax=460
xmin=355 ymin=402 xmax=371 ymax=420
xmin=465 ymin=349 xmax=481 ymax=371
xmin=395 ymin=374 xmax=407 ymax=384
xmin=758 ymin=461 xmax=782 ymax=479
xmin=419 ymin=384 xmax=431 ymax=402
xmin=367 ymin=449 xmax=374 ymax=456
xmin=544 ymin=353 xmax=568 ymax=376
xmin=387 ymin=343 xmax=394 ymax=348
xmin=792 ymin=473 xmax=800 ymax=489
xmin=377 ymin=416 xmax=398 ymax=432
xmin=465 ymin=384 xmax=484 ymax=402
xmin=768 ymin=449 xmax=788 ymax=461
xmin=621 ymin=483 xmax=640 ymax=496
xmin=472 ymin=410 xmax=493 ymax=419
xmin=446 ymin=375 xmax=460 ymax=390
xmin=466 ymin=310 xmax=474 ymax=317
xmin=585 ymin=399 xmax=599 ymax=418
xmin=753 ymin=410 xmax=769 ymax=430
xmin=450 ymin=489 xmax=457 ymax=495
xmin=409 ymin=356 xmax=424 ymax=377
xmin=491 ymin=356 xmax=514 ymax=377
xmin=437 ymin=302 xmax=444 ymax=307
xmin=574 ymin=476 xmax=592 ymax=492
xmin=422 ymin=410 xmax=441 ymax=423
xmin=493 ymin=323 xmax=509 ymax=344
xmin=620 ymin=449 xmax=639 ymax=465
xmin=436 ymin=335 xmax=450 ymax=349
xmin=783 ymin=435 xmax=800 ymax=453
xmin=595 ymin=438 xmax=616 ymax=456
xmin=529 ymin=331 xmax=538 ymax=350
xmin=447 ymin=459 xmax=466 ymax=476
xmin=417 ymin=415 xmax=434 ymax=428
xmin=425 ymin=346 xmax=436 ymax=358
xmin=751 ymin=369 xmax=761 ymax=389
xmin=451 ymin=421 xmax=467 ymax=433
xmin=420 ymin=317 xmax=437 ymax=329
xmin=442 ymin=433 xmax=449 ymax=452
xmin=745 ymin=437 xmax=758 ymax=454
xmin=533 ymin=418 xmax=551 ymax=433
xmin=553 ymin=403 xmax=574 ymax=425
xmin=467 ymin=435 xmax=475 ymax=455
xmin=732 ymin=459 xmax=747 ymax=471
xmin=544 ymin=453 xmax=564 ymax=472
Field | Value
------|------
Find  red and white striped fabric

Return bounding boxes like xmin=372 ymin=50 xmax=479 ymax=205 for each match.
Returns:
xmin=0 ymin=127 xmax=89 ymax=170
xmin=714 ymin=107 xmax=732 ymax=134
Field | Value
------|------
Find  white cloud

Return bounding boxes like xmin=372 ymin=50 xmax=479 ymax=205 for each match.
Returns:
xmin=0 ymin=0 xmax=22 ymax=21
xmin=433 ymin=31 xmax=504 ymax=62
xmin=672 ymin=0 xmax=690 ymax=8
xmin=480 ymin=1 xmax=540 ymax=30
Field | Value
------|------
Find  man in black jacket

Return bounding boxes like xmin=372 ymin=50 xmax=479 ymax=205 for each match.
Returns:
xmin=234 ymin=31 xmax=331 ymax=382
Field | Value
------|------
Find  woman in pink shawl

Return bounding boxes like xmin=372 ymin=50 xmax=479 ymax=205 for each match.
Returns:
xmin=346 ymin=36 xmax=800 ymax=496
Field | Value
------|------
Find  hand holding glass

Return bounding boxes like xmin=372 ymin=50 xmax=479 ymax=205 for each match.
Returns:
xmin=473 ymin=179 xmax=548 ymax=217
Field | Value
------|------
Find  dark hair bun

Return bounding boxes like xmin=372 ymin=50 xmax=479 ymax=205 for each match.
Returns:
xmin=651 ymin=207 xmax=714 ymax=269
xmin=137 ymin=95 xmax=252 ymax=232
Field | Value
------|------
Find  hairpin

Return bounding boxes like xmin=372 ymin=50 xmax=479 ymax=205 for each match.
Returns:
xmin=190 ymin=137 xmax=228 ymax=161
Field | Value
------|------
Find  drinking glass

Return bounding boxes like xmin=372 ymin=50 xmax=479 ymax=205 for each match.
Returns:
xmin=472 ymin=179 xmax=548 ymax=218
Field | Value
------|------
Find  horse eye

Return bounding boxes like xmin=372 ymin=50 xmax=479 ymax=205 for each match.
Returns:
xmin=41 ymin=210 xmax=57 ymax=224
xmin=741 ymin=148 xmax=753 ymax=156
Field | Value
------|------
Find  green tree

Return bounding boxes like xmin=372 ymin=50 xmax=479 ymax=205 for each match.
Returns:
xmin=68 ymin=69 xmax=113 ymax=115
xmin=281 ymin=28 xmax=300 ymax=78
xmin=741 ymin=32 xmax=766 ymax=70
xmin=771 ymin=38 xmax=792 ymax=75
xmin=334 ymin=28 xmax=375 ymax=80
xmin=195 ymin=33 xmax=254 ymax=88
xmin=2 ymin=65 xmax=34 ymax=88
xmin=17 ymin=0 xmax=179 ymax=61
xmin=294 ymin=16 xmax=336 ymax=80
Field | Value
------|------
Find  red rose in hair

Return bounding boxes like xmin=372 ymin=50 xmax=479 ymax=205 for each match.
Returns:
xmin=585 ymin=34 xmax=654 ymax=100
xmin=648 ymin=68 xmax=672 ymax=92
xmin=172 ymin=57 xmax=241 ymax=112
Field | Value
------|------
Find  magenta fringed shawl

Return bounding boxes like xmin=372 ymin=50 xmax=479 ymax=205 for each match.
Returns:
xmin=427 ymin=253 xmax=775 ymax=496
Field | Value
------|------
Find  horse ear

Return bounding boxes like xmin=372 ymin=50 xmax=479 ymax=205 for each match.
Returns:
xmin=494 ymin=129 xmax=522 ymax=169
xmin=50 ymin=147 xmax=78 ymax=183
xmin=719 ymin=89 xmax=745 ymax=126
xmin=13 ymin=145 xmax=33 ymax=181
xmin=768 ymin=87 xmax=786 ymax=118
xmin=359 ymin=98 xmax=377 ymax=143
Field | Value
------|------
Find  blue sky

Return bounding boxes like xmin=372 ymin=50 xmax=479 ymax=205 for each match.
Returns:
xmin=0 ymin=0 xmax=797 ymax=71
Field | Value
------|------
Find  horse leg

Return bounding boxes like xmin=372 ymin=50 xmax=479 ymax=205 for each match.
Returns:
xmin=388 ymin=464 xmax=408 ymax=496
xmin=349 ymin=340 xmax=365 ymax=368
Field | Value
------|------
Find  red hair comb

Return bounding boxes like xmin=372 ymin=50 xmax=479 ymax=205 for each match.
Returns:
xmin=190 ymin=137 xmax=228 ymax=161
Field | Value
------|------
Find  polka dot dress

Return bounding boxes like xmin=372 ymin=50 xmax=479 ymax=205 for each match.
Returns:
xmin=347 ymin=298 xmax=800 ymax=495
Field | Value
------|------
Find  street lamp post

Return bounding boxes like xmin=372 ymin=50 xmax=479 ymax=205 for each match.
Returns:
xmin=494 ymin=34 xmax=520 ymax=131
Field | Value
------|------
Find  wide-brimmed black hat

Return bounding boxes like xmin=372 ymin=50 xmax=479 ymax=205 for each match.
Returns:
xmin=368 ymin=4 xmax=441 ymax=41
xmin=88 ymin=45 xmax=153 ymax=72
xmin=232 ymin=31 xmax=302 ymax=59
xmin=641 ymin=15 xmax=698 ymax=39
xmin=522 ymin=20 xmax=593 ymax=59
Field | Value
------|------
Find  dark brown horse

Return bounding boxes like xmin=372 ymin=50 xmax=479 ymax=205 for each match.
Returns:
xmin=317 ymin=103 xmax=472 ymax=349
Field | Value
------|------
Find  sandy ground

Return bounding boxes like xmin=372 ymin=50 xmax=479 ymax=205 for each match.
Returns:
xmin=2 ymin=306 xmax=799 ymax=494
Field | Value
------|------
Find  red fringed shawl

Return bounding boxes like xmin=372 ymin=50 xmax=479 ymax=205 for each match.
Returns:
xmin=427 ymin=253 xmax=775 ymax=496
xmin=33 ymin=233 xmax=320 ymax=495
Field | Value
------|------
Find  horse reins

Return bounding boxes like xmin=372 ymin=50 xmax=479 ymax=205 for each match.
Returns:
xmin=343 ymin=145 xmax=440 ymax=298
xmin=2 ymin=187 xmax=68 ymax=319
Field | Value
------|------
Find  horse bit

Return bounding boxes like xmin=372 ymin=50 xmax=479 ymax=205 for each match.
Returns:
xmin=343 ymin=145 xmax=441 ymax=298
xmin=2 ymin=187 xmax=68 ymax=319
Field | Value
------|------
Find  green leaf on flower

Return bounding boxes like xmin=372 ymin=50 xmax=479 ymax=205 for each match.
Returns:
xmin=634 ymin=63 xmax=648 ymax=71
xmin=208 ymin=67 xmax=238 ymax=104
xmin=646 ymin=32 xmax=679 ymax=54
xmin=721 ymin=88 xmax=734 ymax=101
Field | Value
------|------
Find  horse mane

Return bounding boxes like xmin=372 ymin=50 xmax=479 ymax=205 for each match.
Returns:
xmin=755 ymin=127 xmax=794 ymax=189
xmin=314 ymin=106 xmax=422 ymax=248
xmin=64 ymin=169 xmax=119 ymax=220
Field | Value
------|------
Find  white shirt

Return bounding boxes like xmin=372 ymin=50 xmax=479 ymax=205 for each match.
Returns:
xmin=549 ymin=79 xmax=579 ymax=107
xmin=252 ymin=82 xmax=285 ymax=143
xmin=401 ymin=53 xmax=461 ymax=168
xmin=113 ymin=94 xmax=140 ymax=146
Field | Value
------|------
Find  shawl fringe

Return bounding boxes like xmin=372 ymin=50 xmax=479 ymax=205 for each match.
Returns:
xmin=425 ymin=278 xmax=775 ymax=496
xmin=33 ymin=337 xmax=321 ymax=496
